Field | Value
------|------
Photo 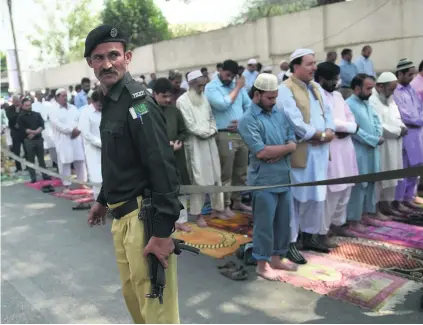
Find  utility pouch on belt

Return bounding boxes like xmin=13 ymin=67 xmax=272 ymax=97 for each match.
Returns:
xmin=139 ymin=189 xmax=200 ymax=304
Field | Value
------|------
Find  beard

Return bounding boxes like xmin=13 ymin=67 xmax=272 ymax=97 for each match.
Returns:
xmin=358 ymin=93 xmax=371 ymax=101
xmin=187 ymin=89 xmax=206 ymax=107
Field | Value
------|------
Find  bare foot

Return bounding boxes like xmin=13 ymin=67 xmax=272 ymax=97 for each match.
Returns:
xmin=270 ymin=257 xmax=298 ymax=271
xmin=362 ymin=215 xmax=382 ymax=227
xmin=196 ymin=215 xmax=208 ymax=228
xmin=175 ymin=223 xmax=191 ymax=232
xmin=211 ymin=210 xmax=229 ymax=220
xmin=256 ymin=262 xmax=283 ymax=281
xmin=233 ymin=202 xmax=252 ymax=212
xmin=414 ymin=197 xmax=423 ymax=205
xmin=224 ymin=207 xmax=235 ymax=218
xmin=374 ymin=212 xmax=392 ymax=221
xmin=350 ymin=222 xmax=367 ymax=233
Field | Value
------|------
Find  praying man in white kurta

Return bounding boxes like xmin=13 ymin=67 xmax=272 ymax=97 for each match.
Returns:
xmin=369 ymin=72 xmax=407 ymax=218
xmin=50 ymin=88 xmax=87 ymax=190
xmin=77 ymin=90 xmax=102 ymax=199
xmin=277 ymin=49 xmax=335 ymax=265
xmin=176 ymin=70 xmax=226 ymax=228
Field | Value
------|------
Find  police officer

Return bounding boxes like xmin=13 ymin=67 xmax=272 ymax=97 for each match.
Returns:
xmin=85 ymin=25 xmax=181 ymax=324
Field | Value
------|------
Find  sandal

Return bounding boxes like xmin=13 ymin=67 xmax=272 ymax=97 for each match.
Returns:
xmin=218 ymin=262 xmax=248 ymax=281
xmin=72 ymin=203 xmax=91 ymax=210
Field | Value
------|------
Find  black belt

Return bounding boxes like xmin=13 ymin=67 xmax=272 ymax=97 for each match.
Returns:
xmin=108 ymin=198 xmax=139 ymax=219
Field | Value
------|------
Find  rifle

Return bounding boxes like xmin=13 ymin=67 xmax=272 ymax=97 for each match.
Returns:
xmin=139 ymin=189 xmax=200 ymax=304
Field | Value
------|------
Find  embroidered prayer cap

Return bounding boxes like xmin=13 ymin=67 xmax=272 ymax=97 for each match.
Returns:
xmin=262 ymin=66 xmax=273 ymax=72
xmin=376 ymin=72 xmax=397 ymax=84
xmin=187 ymin=70 xmax=203 ymax=82
xmin=254 ymin=73 xmax=278 ymax=91
xmin=395 ymin=58 xmax=415 ymax=72
xmin=290 ymin=48 xmax=315 ymax=62
xmin=55 ymin=88 xmax=66 ymax=96
xmin=247 ymin=58 xmax=258 ymax=65
xmin=84 ymin=25 xmax=128 ymax=58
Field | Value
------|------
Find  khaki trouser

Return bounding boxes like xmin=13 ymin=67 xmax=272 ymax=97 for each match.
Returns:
xmin=1 ymin=135 xmax=11 ymax=174
xmin=109 ymin=197 xmax=179 ymax=324
xmin=215 ymin=132 xmax=248 ymax=207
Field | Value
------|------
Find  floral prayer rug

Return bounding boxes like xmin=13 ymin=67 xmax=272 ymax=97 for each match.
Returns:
xmin=24 ymin=178 xmax=63 ymax=190
xmin=349 ymin=220 xmax=423 ymax=250
xmin=206 ymin=211 xmax=253 ymax=237
xmin=173 ymin=223 xmax=251 ymax=259
xmin=328 ymin=240 xmax=423 ymax=282
xmin=51 ymin=188 xmax=93 ymax=201
xmin=277 ymin=252 xmax=422 ymax=311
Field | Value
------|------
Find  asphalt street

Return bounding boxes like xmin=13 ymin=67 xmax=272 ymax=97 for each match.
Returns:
xmin=1 ymin=183 xmax=423 ymax=323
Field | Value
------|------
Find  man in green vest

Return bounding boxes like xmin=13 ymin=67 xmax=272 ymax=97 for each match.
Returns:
xmin=276 ymin=48 xmax=335 ymax=265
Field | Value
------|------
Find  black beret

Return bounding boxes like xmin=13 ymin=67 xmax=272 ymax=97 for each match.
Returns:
xmin=84 ymin=24 xmax=128 ymax=58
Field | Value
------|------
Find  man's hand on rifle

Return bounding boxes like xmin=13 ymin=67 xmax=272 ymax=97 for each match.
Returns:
xmin=88 ymin=202 xmax=107 ymax=226
xmin=144 ymin=236 xmax=175 ymax=269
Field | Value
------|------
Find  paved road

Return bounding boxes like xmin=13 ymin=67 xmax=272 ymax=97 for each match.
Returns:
xmin=2 ymin=184 xmax=423 ymax=323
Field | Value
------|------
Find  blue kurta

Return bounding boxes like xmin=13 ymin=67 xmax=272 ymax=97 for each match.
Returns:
xmin=277 ymin=82 xmax=335 ymax=202
xmin=346 ymin=95 xmax=382 ymax=220
xmin=242 ymin=70 xmax=259 ymax=92
xmin=239 ymin=103 xmax=295 ymax=261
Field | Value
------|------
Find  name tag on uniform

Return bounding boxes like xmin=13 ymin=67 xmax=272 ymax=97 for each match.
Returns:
xmin=132 ymin=90 xmax=145 ymax=99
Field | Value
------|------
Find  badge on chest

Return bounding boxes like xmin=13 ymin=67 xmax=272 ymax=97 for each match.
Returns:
xmin=129 ymin=103 xmax=149 ymax=122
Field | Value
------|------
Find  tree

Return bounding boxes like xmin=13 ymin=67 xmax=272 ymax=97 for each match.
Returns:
xmin=1 ymin=52 xmax=7 ymax=74
xmin=102 ymin=0 xmax=171 ymax=50
xmin=28 ymin=0 xmax=100 ymax=68
xmin=233 ymin=0 xmax=345 ymax=24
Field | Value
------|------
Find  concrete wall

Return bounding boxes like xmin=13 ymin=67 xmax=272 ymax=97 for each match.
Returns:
xmin=25 ymin=0 xmax=423 ymax=90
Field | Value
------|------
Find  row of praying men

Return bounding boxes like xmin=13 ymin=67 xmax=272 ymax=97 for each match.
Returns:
xmin=160 ymin=50 xmax=422 ymax=281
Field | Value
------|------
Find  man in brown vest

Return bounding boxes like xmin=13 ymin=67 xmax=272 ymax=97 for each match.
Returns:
xmin=277 ymin=49 xmax=336 ymax=265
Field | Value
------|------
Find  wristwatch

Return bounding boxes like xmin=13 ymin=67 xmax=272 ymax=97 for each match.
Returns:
xmin=320 ymin=131 xmax=326 ymax=142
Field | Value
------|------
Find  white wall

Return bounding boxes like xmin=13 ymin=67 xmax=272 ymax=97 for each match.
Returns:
xmin=25 ymin=0 xmax=423 ymax=90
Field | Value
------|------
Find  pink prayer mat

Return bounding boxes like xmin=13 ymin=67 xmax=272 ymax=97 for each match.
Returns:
xmin=52 ymin=188 xmax=93 ymax=201
xmin=278 ymin=252 xmax=418 ymax=311
xmin=24 ymin=178 xmax=63 ymax=190
xmin=349 ymin=221 xmax=423 ymax=250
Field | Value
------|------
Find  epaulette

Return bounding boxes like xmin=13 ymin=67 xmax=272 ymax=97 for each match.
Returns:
xmin=125 ymin=79 xmax=147 ymax=101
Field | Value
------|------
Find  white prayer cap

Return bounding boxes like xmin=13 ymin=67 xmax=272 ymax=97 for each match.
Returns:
xmin=280 ymin=59 xmax=288 ymax=65
xmin=263 ymin=66 xmax=273 ymax=72
xmin=254 ymin=73 xmax=278 ymax=91
xmin=247 ymin=58 xmax=257 ymax=65
xmin=55 ymin=88 xmax=66 ymax=96
xmin=376 ymin=72 xmax=397 ymax=84
xmin=290 ymin=48 xmax=315 ymax=62
xmin=187 ymin=70 xmax=203 ymax=82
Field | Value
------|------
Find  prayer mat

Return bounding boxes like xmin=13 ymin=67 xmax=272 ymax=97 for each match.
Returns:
xmin=0 ymin=174 xmax=30 ymax=186
xmin=329 ymin=241 xmax=423 ymax=282
xmin=52 ymin=188 xmax=93 ymax=201
xmin=206 ymin=211 xmax=253 ymax=237
xmin=349 ymin=221 xmax=423 ymax=250
xmin=173 ymin=223 xmax=251 ymax=259
xmin=277 ymin=252 xmax=422 ymax=312
xmin=24 ymin=178 xmax=63 ymax=190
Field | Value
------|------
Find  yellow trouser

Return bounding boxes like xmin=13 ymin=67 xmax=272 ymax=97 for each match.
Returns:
xmin=1 ymin=135 xmax=11 ymax=174
xmin=109 ymin=197 xmax=179 ymax=324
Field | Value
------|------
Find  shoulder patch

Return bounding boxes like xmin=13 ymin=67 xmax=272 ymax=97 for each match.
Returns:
xmin=132 ymin=90 xmax=146 ymax=99
xmin=129 ymin=102 xmax=149 ymax=120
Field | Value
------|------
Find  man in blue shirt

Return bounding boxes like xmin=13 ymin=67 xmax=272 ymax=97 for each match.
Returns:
xmin=74 ymin=77 xmax=91 ymax=109
xmin=242 ymin=58 xmax=259 ymax=92
xmin=354 ymin=45 xmax=376 ymax=77
xmin=239 ymin=73 xmax=298 ymax=281
xmin=205 ymin=60 xmax=252 ymax=217
xmin=339 ymin=48 xmax=358 ymax=99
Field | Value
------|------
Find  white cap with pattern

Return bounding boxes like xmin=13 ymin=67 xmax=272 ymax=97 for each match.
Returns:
xmin=253 ymin=73 xmax=278 ymax=91
xmin=187 ymin=70 xmax=203 ymax=82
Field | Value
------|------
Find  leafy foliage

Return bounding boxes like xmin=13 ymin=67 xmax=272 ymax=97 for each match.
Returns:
xmin=28 ymin=0 xmax=100 ymax=67
xmin=102 ymin=0 xmax=171 ymax=50
xmin=0 ymin=52 xmax=7 ymax=74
